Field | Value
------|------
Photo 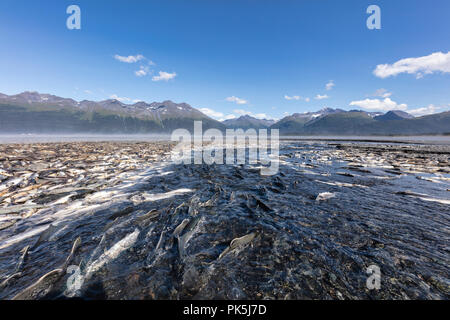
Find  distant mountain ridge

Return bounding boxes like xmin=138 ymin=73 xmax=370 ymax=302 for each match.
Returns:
xmin=0 ymin=91 xmax=449 ymax=135
xmin=374 ymin=110 xmax=415 ymax=121
xmin=272 ymin=109 xmax=450 ymax=135
xmin=223 ymin=115 xmax=275 ymax=129
xmin=271 ymin=108 xmax=346 ymax=132
xmin=0 ymin=91 xmax=224 ymax=133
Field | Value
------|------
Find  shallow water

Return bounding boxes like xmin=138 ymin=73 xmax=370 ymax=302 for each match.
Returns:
xmin=281 ymin=135 xmax=450 ymax=145
xmin=0 ymin=141 xmax=449 ymax=299
xmin=1 ymin=134 xmax=450 ymax=145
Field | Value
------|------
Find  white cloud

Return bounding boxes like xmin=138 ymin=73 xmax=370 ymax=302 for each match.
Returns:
xmin=370 ymin=88 xmax=392 ymax=98
xmin=233 ymin=109 xmax=273 ymax=120
xmin=110 ymin=94 xmax=126 ymax=101
xmin=254 ymin=113 xmax=270 ymax=119
xmin=135 ymin=66 xmax=150 ymax=77
xmin=408 ymin=104 xmax=448 ymax=116
xmin=285 ymin=95 xmax=310 ymax=102
xmin=110 ymin=94 xmax=141 ymax=104
xmin=199 ymin=108 xmax=224 ymax=118
xmin=135 ymin=70 xmax=147 ymax=77
xmin=349 ymin=97 xmax=408 ymax=111
xmin=233 ymin=109 xmax=252 ymax=116
xmin=373 ymin=51 xmax=450 ymax=79
xmin=114 ymin=54 xmax=157 ymax=78
xmin=325 ymin=80 xmax=335 ymax=91
xmin=284 ymin=95 xmax=300 ymax=101
xmin=220 ymin=114 xmax=237 ymax=121
xmin=198 ymin=108 xmax=239 ymax=121
xmin=84 ymin=90 xmax=92 ymax=94
xmin=114 ymin=54 xmax=145 ymax=63
xmin=226 ymin=96 xmax=247 ymax=105
xmin=152 ymin=71 xmax=177 ymax=81
xmin=315 ymin=94 xmax=329 ymax=100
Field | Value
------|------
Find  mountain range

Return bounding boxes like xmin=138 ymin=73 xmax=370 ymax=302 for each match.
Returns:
xmin=0 ymin=91 xmax=449 ymax=135
xmin=0 ymin=91 xmax=223 ymax=133
xmin=222 ymin=115 xmax=276 ymax=129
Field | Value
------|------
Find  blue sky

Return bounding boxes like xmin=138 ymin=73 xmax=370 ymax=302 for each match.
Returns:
xmin=0 ymin=0 xmax=449 ymax=120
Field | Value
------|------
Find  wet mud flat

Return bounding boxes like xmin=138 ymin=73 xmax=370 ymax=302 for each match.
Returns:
xmin=0 ymin=140 xmax=449 ymax=300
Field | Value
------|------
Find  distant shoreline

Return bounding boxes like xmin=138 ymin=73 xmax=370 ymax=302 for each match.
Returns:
xmin=279 ymin=135 xmax=450 ymax=145
xmin=1 ymin=133 xmax=450 ymax=145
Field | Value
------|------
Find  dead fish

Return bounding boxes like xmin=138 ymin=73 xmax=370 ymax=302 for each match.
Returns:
xmin=316 ymin=192 xmax=336 ymax=201
xmin=172 ymin=202 xmax=186 ymax=216
xmin=0 ymin=272 xmax=22 ymax=290
xmin=201 ymin=195 xmax=218 ymax=207
xmin=416 ymin=176 xmax=442 ymax=183
xmin=12 ymin=237 xmax=81 ymax=300
xmin=62 ymin=237 xmax=81 ymax=269
xmin=85 ymin=229 xmax=139 ymax=278
xmin=108 ymin=206 xmax=134 ymax=220
xmin=396 ymin=191 xmax=424 ymax=197
xmin=135 ymin=209 xmax=159 ymax=222
xmin=0 ymin=219 xmax=17 ymax=231
xmin=15 ymin=245 xmax=29 ymax=273
xmin=177 ymin=216 xmax=201 ymax=258
xmin=155 ymin=230 xmax=166 ymax=252
xmin=230 ymin=232 xmax=256 ymax=249
xmin=219 ymin=232 xmax=256 ymax=260
xmin=385 ymin=169 xmax=403 ymax=175
xmin=32 ymin=224 xmax=60 ymax=250
xmin=188 ymin=205 xmax=198 ymax=216
xmin=12 ymin=268 xmax=63 ymax=300
xmin=345 ymin=166 xmax=371 ymax=174
xmin=234 ymin=168 xmax=244 ymax=179
xmin=315 ymin=180 xmax=367 ymax=188
xmin=252 ymin=196 xmax=273 ymax=212
xmin=337 ymin=172 xmax=354 ymax=177
xmin=0 ymin=204 xmax=44 ymax=215
xmin=173 ymin=219 xmax=190 ymax=237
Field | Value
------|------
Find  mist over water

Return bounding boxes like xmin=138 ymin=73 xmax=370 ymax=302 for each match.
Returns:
xmin=1 ymin=134 xmax=450 ymax=145
xmin=280 ymin=135 xmax=450 ymax=145
xmin=0 ymin=134 xmax=173 ymax=144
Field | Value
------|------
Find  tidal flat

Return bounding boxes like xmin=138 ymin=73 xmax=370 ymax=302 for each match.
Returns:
xmin=0 ymin=140 xmax=449 ymax=299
